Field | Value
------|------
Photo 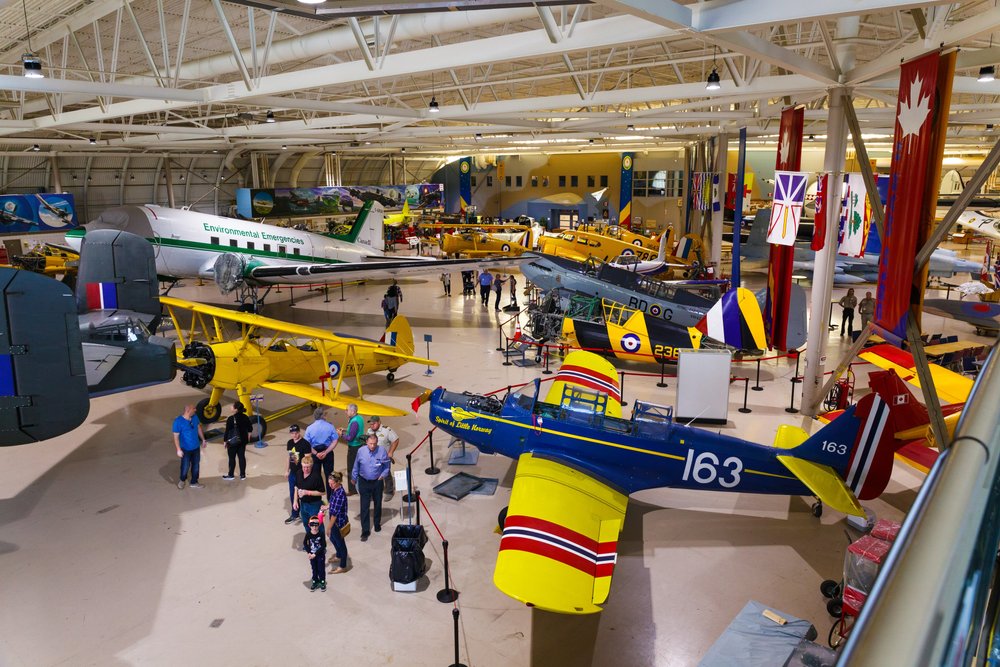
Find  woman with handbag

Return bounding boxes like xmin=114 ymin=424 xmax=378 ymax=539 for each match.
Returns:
xmin=222 ymin=402 xmax=252 ymax=481
xmin=325 ymin=472 xmax=350 ymax=574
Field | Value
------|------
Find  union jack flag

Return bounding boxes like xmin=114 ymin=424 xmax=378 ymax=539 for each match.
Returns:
xmin=766 ymin=170 xmax=809 ymax=246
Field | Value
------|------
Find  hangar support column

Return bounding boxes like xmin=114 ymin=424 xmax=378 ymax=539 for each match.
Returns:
xmin=710 ymin=131 xmax=728 ymax=273
xmin=801 ymin=87 xmax=847 ymax=416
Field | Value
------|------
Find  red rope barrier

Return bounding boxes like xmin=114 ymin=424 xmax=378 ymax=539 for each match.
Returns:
xmin=417 ymin=493 xmax=446 ymax=542
xmin=406 ymin=428 xmax=435 ymax=457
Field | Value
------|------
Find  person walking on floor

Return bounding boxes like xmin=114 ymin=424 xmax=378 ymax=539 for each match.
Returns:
xmin=284 ymin=424 xmax=310 ymax=524
xmin=339 ymin=403 xmax=367 ymax=496
xmin=173 ymin=404 xmax=206 ymax=489
xmin=222 ymin=401 xmax=251 ymax=481
xmin=440 ymin=272 xmax=451 ymax=297
xmin=478 ymin=270 xmax=493 ymax=307
xmin=293 ymin=454 xmax=326 ymax=532
xmin=325 ymin=472 xmax=350 ymax=574
xmin=303 ymin=516 xmax=327 ymax=592
xmin=382 ymin=279 xmax=403 ymax=326
xmin=351 ymin=434 xmax=390 ymax=542
xmin=859 ymin=291 xmax=875 ymax=329
xmin=839 ymin=288 xmax=858 ymax=337
xmin=305 ymin=407 xmax=337 ymax=499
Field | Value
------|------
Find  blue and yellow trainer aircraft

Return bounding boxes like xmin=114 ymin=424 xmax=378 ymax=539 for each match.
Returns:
xmin=427 ymin=350 xmax=897 ymax=614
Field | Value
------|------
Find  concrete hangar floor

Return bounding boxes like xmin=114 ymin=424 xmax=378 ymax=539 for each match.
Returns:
xmin=2 ymin=265 xmax=983 ymax=666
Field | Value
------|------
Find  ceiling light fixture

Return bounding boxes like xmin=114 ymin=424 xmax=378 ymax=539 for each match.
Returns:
xmin=706 ymin=45 xmax=721 ymax=91
xmin=979 ymin=65 xmax=996 ymax=82
xmin=428 ymin=97 xmax=440 ymax=113
xmin=296 ymin=0 xmax=326 ymax=4
xmin=89 ymin=137 xmax=97 ymax=145
xmin=401 ymin=147 xmax=406 ymax=153
xmin=808 ymin=134 xmax=816 ymax=141
xmin=265 ymin=110 xmax=275 ymax=123
xmin=20 ymin=0 xmax=42 ymax=78
xmin=627 ymin=124 xmax=635 ymax=131
xmin=31 ymin=144 xmax=39 ymax=151
xmin=281 ymin=144 xmax=287 ymax=150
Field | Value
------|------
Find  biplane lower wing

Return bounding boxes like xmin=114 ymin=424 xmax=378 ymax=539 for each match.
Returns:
xmin=496 ymin=453 xmax=628 ymax=615
xmin=859 ymin=344 xmax=973 ymax=405
xmin=260 ymin=381 xmax=407 ymax=417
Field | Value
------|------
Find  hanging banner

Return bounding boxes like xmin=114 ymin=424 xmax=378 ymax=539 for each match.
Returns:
xmin=812 ymin=173 xmax=829 ymax=251
xmin=618 ymin=152 xmax=635 ymax=228
xmin=766 ymin=170 xmax=808 ymax=246
xmin=726 ymin=172 xmax=753 ymax=212
xmin=458 ymin=156 xmax=472 ymax=215
xmin=874 ymin=51 xmax=954 ymax=343
xmin=712 ymin=173 xmax=721 ymax=212
xmin=731 ymin=127 xmax=747 ymax=289
xmin=838 ymin=173 xmax=872 ymax=257
xmin=765 ymin=106 xmax=804 ymax=351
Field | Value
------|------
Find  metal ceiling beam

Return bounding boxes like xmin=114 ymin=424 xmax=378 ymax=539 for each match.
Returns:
xmin=710 ymin=31 xmax=839 ymax=84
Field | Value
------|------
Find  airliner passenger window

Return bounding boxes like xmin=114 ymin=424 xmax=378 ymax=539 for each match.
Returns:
xmin=211 ymin=236 xmax=219 ymax=245
xmin=229 ymin=239 xmax=238 ymax=247
xmin=279 ymin=245 xmax=286 ymax=254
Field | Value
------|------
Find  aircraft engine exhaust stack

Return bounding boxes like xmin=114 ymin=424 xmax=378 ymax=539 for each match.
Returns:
xmin=214 ymin=253 xmax=247 ymax=294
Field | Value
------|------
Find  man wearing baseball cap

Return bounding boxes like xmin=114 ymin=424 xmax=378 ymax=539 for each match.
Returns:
xmin=366 ymin=416 xmax=399 ymax=500
xmin=284 ymin=424 xmax=311 ymax=524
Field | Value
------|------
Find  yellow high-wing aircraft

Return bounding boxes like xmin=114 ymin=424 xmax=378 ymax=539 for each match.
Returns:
xmin=160 ymin=296 xmax=437 ymax=433
xmin=383 ymin=201 xmax=413 ymax=227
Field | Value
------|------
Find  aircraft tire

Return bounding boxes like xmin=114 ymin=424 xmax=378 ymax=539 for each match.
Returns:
xmin=387 ymin=372 xmax=396 ymax=382
xmin=811 ymin=501 xmax=823 ymax=518
xmin=196 ymin=398 xmax=222 ymax=423
xmin=250 ymin=414 xmax=268 ymax=441
xmin=498 ymin=506 xmax=508 ymax=530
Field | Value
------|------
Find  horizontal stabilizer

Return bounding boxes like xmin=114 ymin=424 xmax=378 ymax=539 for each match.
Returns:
xmin=776 ymin=455 xmax=864 ymax=517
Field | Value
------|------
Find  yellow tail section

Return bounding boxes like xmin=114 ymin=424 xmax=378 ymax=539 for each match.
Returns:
xmin=776 ymin=455 xmax=865 ymax=517
xmin=772 ymin=424 xmax=809 ymax=450
xmin=386 ymin=315 xmax=414 ymax=357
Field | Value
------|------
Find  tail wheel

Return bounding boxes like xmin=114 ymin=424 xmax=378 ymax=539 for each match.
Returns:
xmin=196 ymin=397 xmax=222 ymax=423
xmin=498 ymin=506 xmax=508 ymax=530
xmin=812 ymin=501 xmax=824 ymax=518
xmin=249 ymin=414 xmax=268 ymax=441
xmin=387 ymin=371 xmax=396 ymax=382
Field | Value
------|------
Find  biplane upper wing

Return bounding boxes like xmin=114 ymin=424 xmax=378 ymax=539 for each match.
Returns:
xmin=859 ymin=344 xmax=973 ymax=405
xmin=495 ymin=452 xmax=628 ymax=615
xmin=159 ymin=295 xmax=436 ymax=365
xmin=260 ymin=381 xmax=407 ymax=417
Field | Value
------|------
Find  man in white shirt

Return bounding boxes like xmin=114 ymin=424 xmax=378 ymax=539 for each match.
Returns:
xmin=367 ymin=416 xmax=400 ymax=500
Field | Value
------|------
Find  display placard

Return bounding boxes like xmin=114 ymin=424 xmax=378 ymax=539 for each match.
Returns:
xmin=675 ymin=349 xmax=732 ymax=424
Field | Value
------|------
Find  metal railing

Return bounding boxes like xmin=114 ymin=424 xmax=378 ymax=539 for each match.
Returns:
xmin=839 ymin=344 xmax=1000 ymax=665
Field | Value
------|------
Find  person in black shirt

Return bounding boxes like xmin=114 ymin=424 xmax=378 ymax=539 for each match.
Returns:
xmin=284 ymin=424 xmax=311 ymax=524
xmin=303 ymin=516 xmax=327 ymax=592
xmin=222 ymin=402 xmax=252 ymax=481
xmin=293 ymin=455 xmax=326 ymax=532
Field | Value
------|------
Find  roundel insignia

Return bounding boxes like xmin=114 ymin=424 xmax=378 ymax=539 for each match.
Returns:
xmin=621 ymin=248 xmax=635 ymax=256
xmin=649 ymin=304 xmax=662 ymax=317
xmin=460 ymin=161 xmax=470 ymax=174
xmin=620 ymin=333 xmax=641 ymax=353
xmin=622 ymin=155 xmax=633 ymax=170
xmin=328 ymin=361 xmax=341 ymax=378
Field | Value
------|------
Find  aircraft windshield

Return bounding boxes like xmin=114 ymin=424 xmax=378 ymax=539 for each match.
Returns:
xmin=89 ymin=317 xmax=151 ymax=343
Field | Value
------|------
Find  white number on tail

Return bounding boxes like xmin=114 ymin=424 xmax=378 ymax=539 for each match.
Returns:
xmin=681 ymin=450 xmax=743 ymax=488
xmin=822 ymin=440 xmax=848 ymax=455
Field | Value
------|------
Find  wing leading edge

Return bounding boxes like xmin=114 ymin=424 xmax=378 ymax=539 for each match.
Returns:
xmin=495 ymin=453 xmax=627 ymax=614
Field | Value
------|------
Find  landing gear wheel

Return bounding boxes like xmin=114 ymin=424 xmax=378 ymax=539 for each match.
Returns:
xmin=196 ymin=397 xmax=222 ymax=423
xmin=820 ymin=579 xmax=841 ymax=599
xmin=249 ymin=414 xmax=268 ymax=441
xmin=812 ymin=501 xmax=824 ymax=518
xmin=498 ymin=506 xmax=508 ymax=530
xmin=826 ymin=598 xmax=843 ymax=618
xmin=387 ymin=372 xmax=396 ymax=383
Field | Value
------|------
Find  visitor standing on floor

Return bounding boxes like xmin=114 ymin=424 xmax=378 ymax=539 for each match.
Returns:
xmin=493 ymin=274 xmax=506 ymax=311
xmin=839 ymin=288 xmax=858 ymax=337
xmin=478 ymin=270 xmax=493 ymax=306
xmin=351 ymin=434 xmax=391 ymax=542
xmin=508 ymin=273 xmax=518 ymax=308
xmin=440 ymin=272 xmax=451 ymax=296
xmin=284 ymin=424 xmax=310 ymax=524
xmin=293 ymin=454 xmax=326 ymax=532
xmin=325 ymin=472 xmax=350 ymax=574
xmin=366 ymin=415 xmax=399 ymax=500
xmin=173 ymin=404 xmax=206 ymax=489
xmin=305 ymin=407 xmax=337 ymax=499
xmin=222 ymin=402 xmax=251 ymax=481
xmin=339 ymin=403 xmax=367 ymax=496
xmin=858 ymin=291 xmax=875 ymax=329
xmin=303 ymin=516 xmax=327 ymax=592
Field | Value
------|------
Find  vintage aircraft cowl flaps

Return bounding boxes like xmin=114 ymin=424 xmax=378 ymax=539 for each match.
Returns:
xmin=424 ymin=350 xmax=901 ymax=615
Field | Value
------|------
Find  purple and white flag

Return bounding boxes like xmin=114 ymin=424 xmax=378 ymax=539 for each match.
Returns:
xmin=767 ymin=170 xmax=809 ymax=246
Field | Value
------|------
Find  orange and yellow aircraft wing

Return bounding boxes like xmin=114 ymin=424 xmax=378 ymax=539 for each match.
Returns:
xmin=859 ymin=344 xmax=973 ymax=405
xmin=496 ymin=453 xmax=628 ymax=614
xmin=259 ymin=381 xmax=408 ymax=417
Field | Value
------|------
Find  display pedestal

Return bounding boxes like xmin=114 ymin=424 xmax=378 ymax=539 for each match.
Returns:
xmin=447 ymin=437 xmax=480 ymax=465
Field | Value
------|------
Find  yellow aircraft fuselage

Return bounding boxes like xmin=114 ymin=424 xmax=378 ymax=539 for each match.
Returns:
xmin=538 ymin=230 xmax=659 ymax=264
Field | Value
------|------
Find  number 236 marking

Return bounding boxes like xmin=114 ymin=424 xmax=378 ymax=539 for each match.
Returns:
xmin=681 ymin=449 xmax=743 ymax=488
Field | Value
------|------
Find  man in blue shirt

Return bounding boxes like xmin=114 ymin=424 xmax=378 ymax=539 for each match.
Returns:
xmin=351 ymin=433 xmax=390 ymax=541
xmin=478 ymin=270 xmax=493 ymax=307
xmin=305 ymin=407 xmax=338 ymax=499
xmin=173 ymin=404 xmax=206 ymax=489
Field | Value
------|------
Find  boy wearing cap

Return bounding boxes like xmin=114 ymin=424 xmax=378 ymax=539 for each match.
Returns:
xmin=366 ymin=416 xmax=399 ymax=500
xmin=303 ymin=516 xmax=327 ymax=592
xmin=284 ymin=425 xmax=311 ymax=524
xmin=305 ymin=407 xmax=338 ymax=499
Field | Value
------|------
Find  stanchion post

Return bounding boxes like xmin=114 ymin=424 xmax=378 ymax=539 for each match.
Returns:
xmin=656 ymin=359 xmax=668 ymax=388
xmin=786 ymin=376 xmax=799 ymax=414
xmin=437 ymin=539 xmax=459 ymax=603
xmin=414 ymin=489 xmax=421 ymax=526
xmin=425 ymin=430 xmax=440 ymax=475
xmin=739 ymin=377 xmax=752 ymax=414
xmin=542 ymin=346 xmax=552 ymax=375
xmin=324 ymin=285 xmax=330 ymax=303
xmin=449 ymin=607 xmax=467 ymax=667
xmin=752 ymin=358 xmax=764 ymax=391
xmin=402 ymin=453 xmax=415 ymax=503
xmin=496 ymin=326 xmax=504 ymax=351
xmin=339 ymin=281 xmax=346 ymax=302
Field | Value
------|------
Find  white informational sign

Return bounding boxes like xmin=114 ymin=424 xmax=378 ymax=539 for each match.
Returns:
xmin=675 ymin=349 xmax=732 ymax=424
xmin=394 ymin=469 xmax=410 ymax=492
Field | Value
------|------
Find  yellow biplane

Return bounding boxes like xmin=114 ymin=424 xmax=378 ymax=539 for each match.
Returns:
xmin=10 ymin=243 xmax=79 ymax=276
xmin=576 ymin=223 xmax=668 ymax=252
xmin=440 ymin=229 xmax=531 ymax=257
xmin=161 ymin=296 xmax=437 ymax=433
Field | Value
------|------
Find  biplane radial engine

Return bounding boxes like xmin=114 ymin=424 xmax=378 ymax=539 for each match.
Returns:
xmin=161 ymin=296 xmax=437 ymax=431
xmin=426 ymin=350 xmax=901 ymax=614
